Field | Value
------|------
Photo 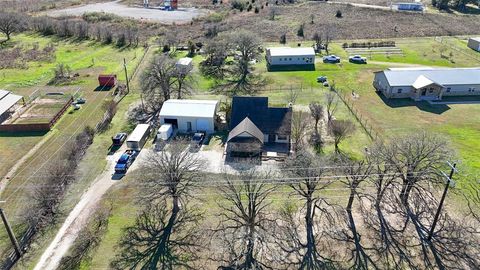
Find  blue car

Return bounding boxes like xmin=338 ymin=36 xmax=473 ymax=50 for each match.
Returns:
xmin=114 ymin=151 xmax=137 ymax=174
xmin=323 ymin=55 xmax=341 ymax=63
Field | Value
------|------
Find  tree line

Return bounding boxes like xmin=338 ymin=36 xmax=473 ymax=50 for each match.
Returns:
xmin=111 ymin=133 xmax=480 ymax=269
xmin=0 ymin=11 xmax=142 ymax=47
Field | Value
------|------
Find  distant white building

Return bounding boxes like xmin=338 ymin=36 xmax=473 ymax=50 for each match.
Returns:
xmin=159 ymin=99 xmax=219 ymax=133
xmin=468 ymin=37 xmax=480 ymax=52
xmin=175 ymin=58 xmax=193 ymax=75
xmin=391 ymin=2 xmax=424 ymax=11
xmin=373 ymin=68 xmax=480 ymax=101
xmin=266 ymin=47 xmax=315 ymax=67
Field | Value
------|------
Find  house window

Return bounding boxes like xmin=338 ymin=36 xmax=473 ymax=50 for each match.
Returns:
xmin=397 ymin=89 xmax=402 ymax=94
xmin=277 ymin=135 xmax=288 ymax=141
xmin=284 ymin=58 xmax=288 ymax=61
xmin=429 ymin=89 xmax=434 ymax=93
xmin=446 ymin=87 xmax=451 ymax=92
xmin=289 ymin=58 xmax=292 ymax=61
xmin=279 ymin=58 xmax=282 ymax=61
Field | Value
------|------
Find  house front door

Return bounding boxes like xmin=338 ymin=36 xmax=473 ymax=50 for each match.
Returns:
xmin=421 ymin=89 xmax=427 ymax=96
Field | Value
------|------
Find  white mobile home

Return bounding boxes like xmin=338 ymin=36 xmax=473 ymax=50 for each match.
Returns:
xmin=468 ymin=37 xmax=480 ymax=52
xmin=373 ymin=68 xmax=480 ymax=101
xmin=159 ymin=99 xmax=219 ymax=134
xmin=266 ymin=47 xmax=315 ymax=66
xmin=126 ymin=124 xmax=151 ymax=150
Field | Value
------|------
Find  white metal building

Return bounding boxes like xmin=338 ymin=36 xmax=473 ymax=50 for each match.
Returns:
xmin=468 ymin=37 xmax=480 ymax=52
xmin=175 ymin=58 xmax=193 ymax=74
xmin=373 ymin=67 xmax=480 ymax=101
xmin=159 ymin=99 xmax=219 ymax=134
xmin=266 ymin=47 xmax=315 ymax=66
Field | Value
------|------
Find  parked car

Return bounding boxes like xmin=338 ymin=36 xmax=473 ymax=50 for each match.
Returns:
xmin=191 ymin=132 xmax=206 ymax=148
xmin=73 ymin=104 xmax=81 ymax=110
xmin=317 ymin=76 xmax=328 ymax=83
xmin=349 ymin=55 xmax=367 ymax=64
xmin=323 ymin=55 xmax=341 ymax=63
xmin=114 ymin=150 xmax=137 ymax=174
xmin=76 ymin=97 xmax=86 ymax=104
xmin=323 ymin=81 xmax=329 ymax=87
xmin=112 ymin=132 xmax=128 ymax=146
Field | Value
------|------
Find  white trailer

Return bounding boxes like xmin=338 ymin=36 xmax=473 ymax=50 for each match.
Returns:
xmin=157 ymin=124 xmax=173 ymax=141
xmin=468 ymin=37 xmax=480 ymax=52
xmin=127 ymin=124 xmax=151 ymax=150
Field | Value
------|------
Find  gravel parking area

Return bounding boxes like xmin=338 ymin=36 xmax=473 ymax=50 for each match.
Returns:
xmin=47 ymin=0 xmax=208 ymax=24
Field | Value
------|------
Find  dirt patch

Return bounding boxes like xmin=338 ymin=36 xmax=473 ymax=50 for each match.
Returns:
xmin=47 ymin=0 xmax=209 ymax=24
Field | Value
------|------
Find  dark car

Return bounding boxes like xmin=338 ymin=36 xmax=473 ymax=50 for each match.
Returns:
xmin=191 ymin=132 xmax=205 ymax=148
xmin=76 ymin=97 xmax=86 ymax=104
xmin=112 ymin=132 xmax=127 ymax=146
xmin=317 ymin=76 xmax=327 ymax=83
xmin=349 ymin=55 xmax=367 ymax=64
xmin=323 ymin=55 xmax=341 ymax=63
xmin=114 ymin=151 xmax=137 ymax=174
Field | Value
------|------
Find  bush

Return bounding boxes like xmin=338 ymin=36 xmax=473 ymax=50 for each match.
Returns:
xmin=297 ymin=23 xmax=304 ymax=38
xmin=231 ymin=0 xmax=246 ymax=10
xmin=336 ymin=10 xmax=342 ymax=18
xmin=280 ymin=33 xmax=287 ymax=44
xmin=255 ymin=6 xmax=259 ymax=13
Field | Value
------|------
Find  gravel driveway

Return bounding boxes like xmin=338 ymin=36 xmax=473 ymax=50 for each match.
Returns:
xmin=47 ymin=0 xmax=208 ymax=24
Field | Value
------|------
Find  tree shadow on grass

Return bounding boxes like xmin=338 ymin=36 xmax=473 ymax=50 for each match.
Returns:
xmin=267 ymin=64 xmax=316 ymax=72
xmin=375 ymin=92 xmax=450 ymax=115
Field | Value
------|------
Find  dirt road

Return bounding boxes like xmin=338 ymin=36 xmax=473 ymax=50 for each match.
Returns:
xmin=33 ymin=148 xmax=129 ymax=270
xmin=47 ymin=0 xmax=208 ymax=24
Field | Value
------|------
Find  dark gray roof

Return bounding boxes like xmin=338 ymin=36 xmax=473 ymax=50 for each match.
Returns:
xmin=230 ymin=96 xmax=292 ymax=135
xmin=381 ymin=68 xmax=480 ymax=87
xmin=227 ymin=117 xmax=264 ymax=143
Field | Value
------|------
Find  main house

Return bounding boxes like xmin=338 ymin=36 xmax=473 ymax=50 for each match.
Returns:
xmin=159 ymin=99 xmax=219 ymax=134
xmin=266 ymin=47 xmax=315 ymax=68
xmin=226 ymin=97 xmax=292 ymax=157
xmin=373 ymin=67 xmax=480 ymax=101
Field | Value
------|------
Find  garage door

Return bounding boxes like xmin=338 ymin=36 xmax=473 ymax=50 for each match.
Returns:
xmin=196 ymin=119 xmax=210 ymax=132
xmin=164 ymin=118 xmax=178 ymax=128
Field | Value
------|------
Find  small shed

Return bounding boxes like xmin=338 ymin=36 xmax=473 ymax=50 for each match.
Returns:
xmin=159 ymin=99 xmax=219 ymax=134
xmin=0 ymin=89 xmax=24 ymax=123
xmin=468 ymin=37 xmax=480 ymax=52
xmin=175 ymin=58 xmax=193 ymax=75
xmin=98 ymin=74 xmax=117 ymax=88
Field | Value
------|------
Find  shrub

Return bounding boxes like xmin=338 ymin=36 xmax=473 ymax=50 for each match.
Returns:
xmin=336 ymin=10 xmax=342 ymax=18
xmin=280 ymin=33 xmax=287 ymax=44
xmin=255 ymin=6 xmax=259 ymax=13
xmin=231 ymin=0 xmax=246 ymax=10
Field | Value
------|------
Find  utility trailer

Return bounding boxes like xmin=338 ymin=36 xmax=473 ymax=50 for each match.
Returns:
xmin=126 ymin=124 xmax=151 ymax=151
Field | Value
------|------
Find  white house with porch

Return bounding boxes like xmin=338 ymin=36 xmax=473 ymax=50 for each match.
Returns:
xmin=373 ymin=67 xmax=480 ymax=101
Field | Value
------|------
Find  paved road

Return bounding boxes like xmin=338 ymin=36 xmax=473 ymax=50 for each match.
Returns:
xmin=47 ymin=0 xmax=208 ymax=24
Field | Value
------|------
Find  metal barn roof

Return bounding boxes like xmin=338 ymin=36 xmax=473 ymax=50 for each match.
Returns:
xmin=267 ymin=47 xmax=315 ymax=57
xmin=470 ymin=37 xmax=480 ymax=42
xmin=382 ymin=68 xmax=480 ymax=86
xmin=159 ymin=99 xmax=218 ymax=119
xmin=0 ymin=92 xmax=22 ymax=116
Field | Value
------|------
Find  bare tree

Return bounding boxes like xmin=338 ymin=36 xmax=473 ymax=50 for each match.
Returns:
xmin=217 ymin=30 xmax=264 ymax=96
xmin=112 ymin=140 xmax=204 ymax=269
xmin=276 ymin=152 xmax=336 ymax=269
xmin=323 ymin=26 xmax=336 ymax=55
xmin=334 ymin=159 xmax=378 ymax=270
xmin=330 ymin=119 xmax=355 ymax=153
xmin=290 ymin=111 xmax=309 ymax=152
xmin=213 ymin=169 xmax=277 ymax=269
xmin=0 ymin=12 xmax=23 ymax=42
xmin=324 ymin=92 xmax=338 ymax=127
xmin=111 ymin=201 xmax=203 ymax=269
xmin=312 ymin=32 xmax=323 ymax=53
xmin=374 ymin=133 xmax=449 ymax=205
xmin=269 ymin=7 xmax=277 ymax=20
xmin=201 ymin=37 xmax=228 ymax=79
xmin=309 ymin=102 xmax=324 ymax=132
xmin=285 ymin=87 xmax=299 ymax=105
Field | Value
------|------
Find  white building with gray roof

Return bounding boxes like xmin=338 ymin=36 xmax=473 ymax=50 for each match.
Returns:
xmin=373 ymin=67 xmax=480 ymax=101
xmin=266 ymin=47 xmax=315 ymax=67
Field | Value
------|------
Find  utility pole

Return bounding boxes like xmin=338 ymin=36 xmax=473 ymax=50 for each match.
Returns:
xmin=0 ymin=201 xmax=22 ymax=257
xmin=427 ymin=162 xmax=457 ymax=241
xmin=123 ymin=58 xmax=130 ymax=94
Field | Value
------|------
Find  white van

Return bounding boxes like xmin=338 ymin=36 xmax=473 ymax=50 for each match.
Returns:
xmin=157 ymin=124 xmax=173 ymax=141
